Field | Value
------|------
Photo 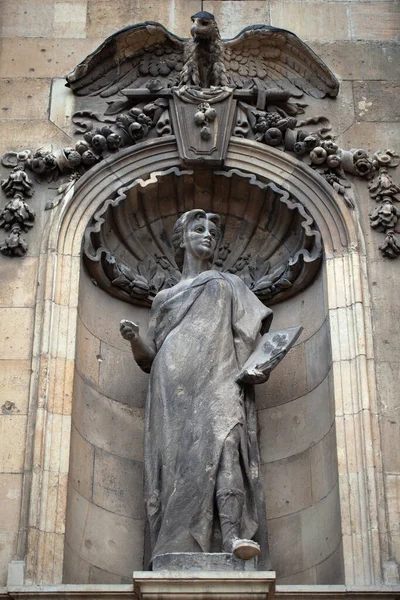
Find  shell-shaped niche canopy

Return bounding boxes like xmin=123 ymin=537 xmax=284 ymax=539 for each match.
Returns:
xmin=83 ymin=168 xmax=322 ymax=307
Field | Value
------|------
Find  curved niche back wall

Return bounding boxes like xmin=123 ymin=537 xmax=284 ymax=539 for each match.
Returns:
xmin=257 ymin=268 xmax=344 ymax=584
xmin=63 ymin=267 xmax=150 ymax=584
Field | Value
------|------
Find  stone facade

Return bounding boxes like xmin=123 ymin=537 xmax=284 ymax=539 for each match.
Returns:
xmin=0 ymin=0 xmax=399 ymax=595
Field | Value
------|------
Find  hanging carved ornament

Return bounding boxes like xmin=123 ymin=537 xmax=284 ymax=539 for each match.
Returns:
xmin=0 ymin=11 xmax=399 ymax=258
xmin=0 ymin=161 xmax=35 ymax=257
xmin=83 ymin=168 xmax=322 ymax=307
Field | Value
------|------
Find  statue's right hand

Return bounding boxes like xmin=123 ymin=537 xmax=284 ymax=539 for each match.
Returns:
xmin=120 ymin=319 xmax=140 ymax=341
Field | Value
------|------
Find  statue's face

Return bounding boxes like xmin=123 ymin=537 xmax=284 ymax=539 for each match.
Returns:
xmin=184 ymin=217 xmax=218 ymax=261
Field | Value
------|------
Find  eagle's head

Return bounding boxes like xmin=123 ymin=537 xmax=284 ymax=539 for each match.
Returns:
xmin=190 ymin=11 xmax=220 ymax=41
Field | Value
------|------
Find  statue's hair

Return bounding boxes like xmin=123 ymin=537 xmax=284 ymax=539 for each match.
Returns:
xmin=172 ymin=209 xmax=221 ymax=270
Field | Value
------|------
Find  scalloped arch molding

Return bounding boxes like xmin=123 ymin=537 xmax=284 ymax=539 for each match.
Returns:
xmin=24 ymin=136 xmax=388 ymax=586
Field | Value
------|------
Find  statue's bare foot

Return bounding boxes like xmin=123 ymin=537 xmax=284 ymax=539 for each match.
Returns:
xmin=232 ymin=539 xmax=260 ymax=561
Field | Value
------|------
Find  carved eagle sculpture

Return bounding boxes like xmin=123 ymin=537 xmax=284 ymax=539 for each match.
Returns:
xmin=66 ymin=11 xmax=339 ymax=100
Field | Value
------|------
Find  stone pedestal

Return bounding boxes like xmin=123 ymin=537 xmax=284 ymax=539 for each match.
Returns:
xmin=133 ymin=571 xmax=276 ymax=600
xmin=152 ymin=552 xmax=258 ymax=572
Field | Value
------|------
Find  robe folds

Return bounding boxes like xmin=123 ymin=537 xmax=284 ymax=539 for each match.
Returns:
xmin=144 ymin=270 xmax=273 ymax=565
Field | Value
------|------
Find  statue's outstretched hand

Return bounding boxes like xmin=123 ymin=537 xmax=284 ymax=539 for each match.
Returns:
xmin=120 ymin=319 xmax=139 ymax=341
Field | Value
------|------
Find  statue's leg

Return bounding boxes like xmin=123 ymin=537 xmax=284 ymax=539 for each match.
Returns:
xmin=216 ymin=426 xmax=260 ymax=560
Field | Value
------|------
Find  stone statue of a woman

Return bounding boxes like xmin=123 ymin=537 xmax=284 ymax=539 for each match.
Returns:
xmin=120 ymin=209 xmax=285 ymax=568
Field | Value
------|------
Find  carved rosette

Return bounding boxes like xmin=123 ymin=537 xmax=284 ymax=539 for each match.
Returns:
xmin=83 ymin=168 xmax=322 ymax=307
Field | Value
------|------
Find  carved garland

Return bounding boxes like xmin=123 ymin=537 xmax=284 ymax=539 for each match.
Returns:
xmin=1 ymin=99 xmax=399 ymax=259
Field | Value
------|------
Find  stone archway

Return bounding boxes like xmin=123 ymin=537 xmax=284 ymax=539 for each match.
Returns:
xmin=23 ymin=136 xmax=386 ymax=587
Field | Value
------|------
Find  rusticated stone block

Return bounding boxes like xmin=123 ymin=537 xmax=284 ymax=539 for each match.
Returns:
xmin=98 ymin=341 xmax=148 ymax=408
xmin=92 ymin=447 xmax=145 ymax=520
xmin=63 ymin=540 xmax=90 ymax=584
xmin=0 ymin=360 xmax=31 ymax=415
xmin=354 ymin=81 xmax=400 ymax=122
xmin=270 ymin=1 xmax=350 ymax=42
xmin=305 ymin=320 xmax=332 ymax=390
xmin=66 ymin=485 xmax=145 ymax=576
xmin=350 ymin=2 xmax=400 ymax=41
xmin=69 ymin=424 xmax=95 ymax=501
xmin=78 ymin=270 xmax=150 ymax=353
xmin=72 ymin=372 xmax=144 ymax=462
xmin=312 ymin=41 xmax=400 ymax=82
xmin=0 ymin=39 xmax=103 ymax=79
xmin=299 ymin=483 xmax=342 ymax=573
xmin=0 ymin=78 xmax=51 ymax=120
xmin=338 ymin=122 xmax=400 ymax=155
xmin=53 ymin=2 xmax=87 ymax=38
xmin=267 ymin=511 xmax=303 ymax=578
xmin=278 ymin=567 xmax=317 ymax=585
xmin=0 ymin=258 xmax=38 ymax=307
xmin=0 ymin=415 xmax=27 ymax=472
xmin=0 ymin=532 xmax=18 ymax=587
xmin=262 ymin=449 xmax=312 ymax=519
xmin=310 ymin=425 xmax=338 ymax=503
xmin=76 ymin=317 xmax=101 ymax=387
xmin=89 ymin=564 xmax=123 ymax=584
xmin=258 ymin=375 xmax=332 ymax=463
xmin=255 ymin=341 xmax=307 ymax=409
xmin=0 ymin=473 xmax=22 ymax=534
xmin=0 ymin=308 xmax=34 ymax=360
xmin=0 ymin=120 xmax=73 ymax=156
xmin=316 ymin=543 xmax=344 ymax=585
xmin=0 ymin=0 xmax=54 ymax=38
xmin=204 ymin=1 xmax=269 ymax=38
xmin=88 ymin=0 xmax=201 ymax=39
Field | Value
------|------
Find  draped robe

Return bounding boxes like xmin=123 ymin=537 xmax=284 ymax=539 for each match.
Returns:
xmin=144 ymin=270 xmax=273 ymax=564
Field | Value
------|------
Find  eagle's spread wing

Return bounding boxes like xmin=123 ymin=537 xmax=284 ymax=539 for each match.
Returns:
xmin=66 ymin=22 xmax=186 ymax=97
xmin=223 ymin=25 xmax=339 ymax=99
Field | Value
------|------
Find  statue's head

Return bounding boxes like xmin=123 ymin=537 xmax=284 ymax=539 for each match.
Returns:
xmin=190 ymin=11 xmax=220 ymax=41
xmin=172 ymin=209 xmax=221 ymax=270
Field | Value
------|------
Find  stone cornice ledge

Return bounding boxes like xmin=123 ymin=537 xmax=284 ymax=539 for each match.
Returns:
xmin=1 ymin=583 xmax=399 ymax=600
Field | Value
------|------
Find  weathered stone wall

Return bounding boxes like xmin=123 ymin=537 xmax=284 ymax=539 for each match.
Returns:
xmin=0 ymin=0 xmax=399 ymax=589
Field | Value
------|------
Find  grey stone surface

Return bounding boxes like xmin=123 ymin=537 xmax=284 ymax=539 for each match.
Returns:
xmin=261 ymin=451 xmax=313 ymax=519
xmin=88 ymin=565 xmax=123 ymax=585
xmin=65 ymin=485 xmax=145 ymax=578
xmin=68 ymin=424 xmax=94 ymax=502
xmin=92 ymin=447 xmax=145 ymax=520
xmin=278 ymin=566 xmax=317 ymax=585
xmin=267 ymin=483 xmax=342 ymax=581
xmin=72 ymin=372 xmax=144 ymax=461
xmin=62 ymin=540 xmax=90 ymax=584
xmin=152 ymin=552 xmax=258 ymax=572
xmin=316 ymin=543 xmax=345 ymax=585
xmin=310 ymin=425 xmax=339 ymax=504
xmin=78 ymin=270 xmax=150 ymax=353
xmin=305 ymin=320 xmax=332 ymax=391
xmin=255 ymin=342 xmax=308 ymax=410
xmin=313 ymin=41 xmax=400 ymax=82
xmin=267 ymin=511 xmax=303 ymax=579
xmin=267 ymin=270 xmax=327 ymax=342
xmin=98 ymin=342 xmax=148 ymax=408
xmin=258 ymin=375 xmax=333 ymax=463
xmin=299 ymin=482 xmax=342 ymax=573
xmin=353 ymin=82 xmax=400 ymax=123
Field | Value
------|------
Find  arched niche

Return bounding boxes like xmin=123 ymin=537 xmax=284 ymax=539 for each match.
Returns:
xmin=24 ymin=136 xmax=387 ymax=588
